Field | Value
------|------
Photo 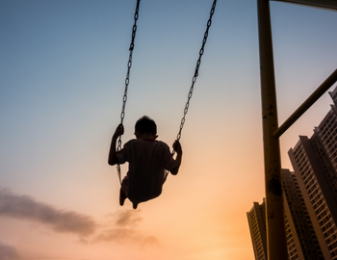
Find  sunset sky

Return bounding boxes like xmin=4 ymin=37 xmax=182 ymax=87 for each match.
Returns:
xmin=0 ymin=1 xmax=337 ymax=259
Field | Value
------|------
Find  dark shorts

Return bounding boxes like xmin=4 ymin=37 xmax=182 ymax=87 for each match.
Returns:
xmin=121 ymin=174 xmax=166 ymax=204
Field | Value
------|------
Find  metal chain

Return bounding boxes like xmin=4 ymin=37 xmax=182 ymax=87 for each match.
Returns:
xmin=116 ymin=0 xmax=141 ymax=183
xmin=176 ymin=0 xmax=217 ymax=143
xmin=117 ymin=0 xmax=141 ymax=152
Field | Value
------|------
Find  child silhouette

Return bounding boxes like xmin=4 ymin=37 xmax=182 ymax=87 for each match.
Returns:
xmin=108 ymin=116 xmax=183 ymax=209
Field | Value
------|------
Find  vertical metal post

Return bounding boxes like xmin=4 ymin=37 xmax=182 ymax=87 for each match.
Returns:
xmin=257 ymin=0 xmax=288 ymax=259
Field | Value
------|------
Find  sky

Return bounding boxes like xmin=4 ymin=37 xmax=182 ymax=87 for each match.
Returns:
xmin=0 ymin=0 xmax=336 ymax=260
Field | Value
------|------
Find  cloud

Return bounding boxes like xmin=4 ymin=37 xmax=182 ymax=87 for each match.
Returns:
xmin=95 ymin=210 xmax=158 ymax=246
xmin=0 ymin=189 xmax=158 ymax=248
xmin=95 ymin=228 xmax=158 ymax=246
xmin=0 ymin=189 xmax=97 ymax=237
xmin=112 ymin=209 xmax=142 ymax=228
xmin=0 ymin=241 xmax=21 ymax=260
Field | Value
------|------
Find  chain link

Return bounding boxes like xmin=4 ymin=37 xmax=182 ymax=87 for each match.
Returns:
xmin=117 ymin=0 xmax=141 ymax=153
xmin=176 ymin=0 xmax=217 ymax=143
xmin=116 ymin=0 xmax=141 ymax=183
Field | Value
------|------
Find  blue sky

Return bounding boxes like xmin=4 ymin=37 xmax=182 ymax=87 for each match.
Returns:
xmin=0 ymin=1 xmax=336 ymax=259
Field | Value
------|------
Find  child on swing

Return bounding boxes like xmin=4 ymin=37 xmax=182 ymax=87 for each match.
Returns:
xmin=108 ymin=116 xmax=183 ymax=209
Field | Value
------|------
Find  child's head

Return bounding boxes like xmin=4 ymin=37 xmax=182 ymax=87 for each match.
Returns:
xmin=135 ymin=116 xmax=157 ymax=139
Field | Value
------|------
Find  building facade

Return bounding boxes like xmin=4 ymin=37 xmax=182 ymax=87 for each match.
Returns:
xmin=248 ymin=87 xmax=337 ymax=259
xmin=248 ymin=170 xmax=323 ymax=260
xmin=288 ymin=87 xmax=337 ymax=259
xmin=247 ymin=200 xmax=267 ymax=260
xmin=282 ymin=169 xmax=324 ymax=260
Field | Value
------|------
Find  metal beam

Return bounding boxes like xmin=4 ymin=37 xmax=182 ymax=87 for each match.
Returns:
xmin=274 ymin=68 xmax=337 ymax=138
xmin=257 ymin=0 xmax=288 ymax=259
xmin=271 ymin=0 xmax=337 ymax=11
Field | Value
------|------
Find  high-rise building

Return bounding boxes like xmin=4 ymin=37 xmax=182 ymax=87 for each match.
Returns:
xmin=288 ymin=87 xmax=337 ymax=259
xmin=247 ymin=170 xmax=324 ymax=260
xmin=282 ymin=169 xmax=324 ymax=260
xmin=247 ymin=200 xmax=267 ymax=260
xmin=248 ymin=87 xmax=337 ymax=259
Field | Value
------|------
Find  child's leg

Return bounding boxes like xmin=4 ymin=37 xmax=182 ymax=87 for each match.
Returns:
xmin=120 ymin=176 xmax=138 ymax=209
xmin=121 ymin=176 xmax=129 ymax=195
xmin=119 ymin=176 xmax=129 ymax=206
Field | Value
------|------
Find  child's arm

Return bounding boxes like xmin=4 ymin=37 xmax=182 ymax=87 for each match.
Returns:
xmin=170 ymin=140 xmax=183 ymax=175
xmin=108 ymin=124 xmax=124 ymax=166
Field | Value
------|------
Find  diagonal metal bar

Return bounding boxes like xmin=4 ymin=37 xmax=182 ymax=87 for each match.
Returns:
xmin=271 ymin=0 xmax=337 ymax=10
xmin=274 ymin=68 xmax=337 ymax=138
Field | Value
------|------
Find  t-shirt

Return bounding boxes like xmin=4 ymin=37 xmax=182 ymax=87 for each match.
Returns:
xmin=116 ymin=139 xmax=178 ymax=201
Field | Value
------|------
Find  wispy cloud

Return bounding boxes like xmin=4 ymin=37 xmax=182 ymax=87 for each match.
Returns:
xmin=0 ymin=189 xmax=96 ymax=237
xmin=95 ymin=228 xmax=158 ymax=246
xmin=0 ymin=189 xmax=158 ymax=248
xmin=95 ymin=210 xmax=158 ymax=246
xmin=112 ymin=209 xmax=142 ymax=228
xmin=0 ymin=241 xmax=21 ymax=260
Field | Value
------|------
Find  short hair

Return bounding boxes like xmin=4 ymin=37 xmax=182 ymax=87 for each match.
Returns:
xmin=135 ymin=116 xmax=157 ymax=135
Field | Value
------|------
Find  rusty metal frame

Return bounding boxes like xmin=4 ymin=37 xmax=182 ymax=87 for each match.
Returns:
xmin=257 ymin=0 xmax=337 ymax=259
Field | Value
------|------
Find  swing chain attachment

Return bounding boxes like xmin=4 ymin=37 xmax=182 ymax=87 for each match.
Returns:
xmin=116 ymin=0 xmax=141 ymax=184
xmin=176 ymin=0 xmax=217 ymax=143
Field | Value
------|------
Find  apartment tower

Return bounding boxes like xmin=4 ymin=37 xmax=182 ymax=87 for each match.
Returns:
xmin=247 ymin=200 xmax=267 ymax=260
xmin=288 ymin=87 xmax=337 ymax=259
xmin=282 ymin=169 xmax=324 ymax=260
xmin=247 ymin=170 xmax=323 ymax=260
